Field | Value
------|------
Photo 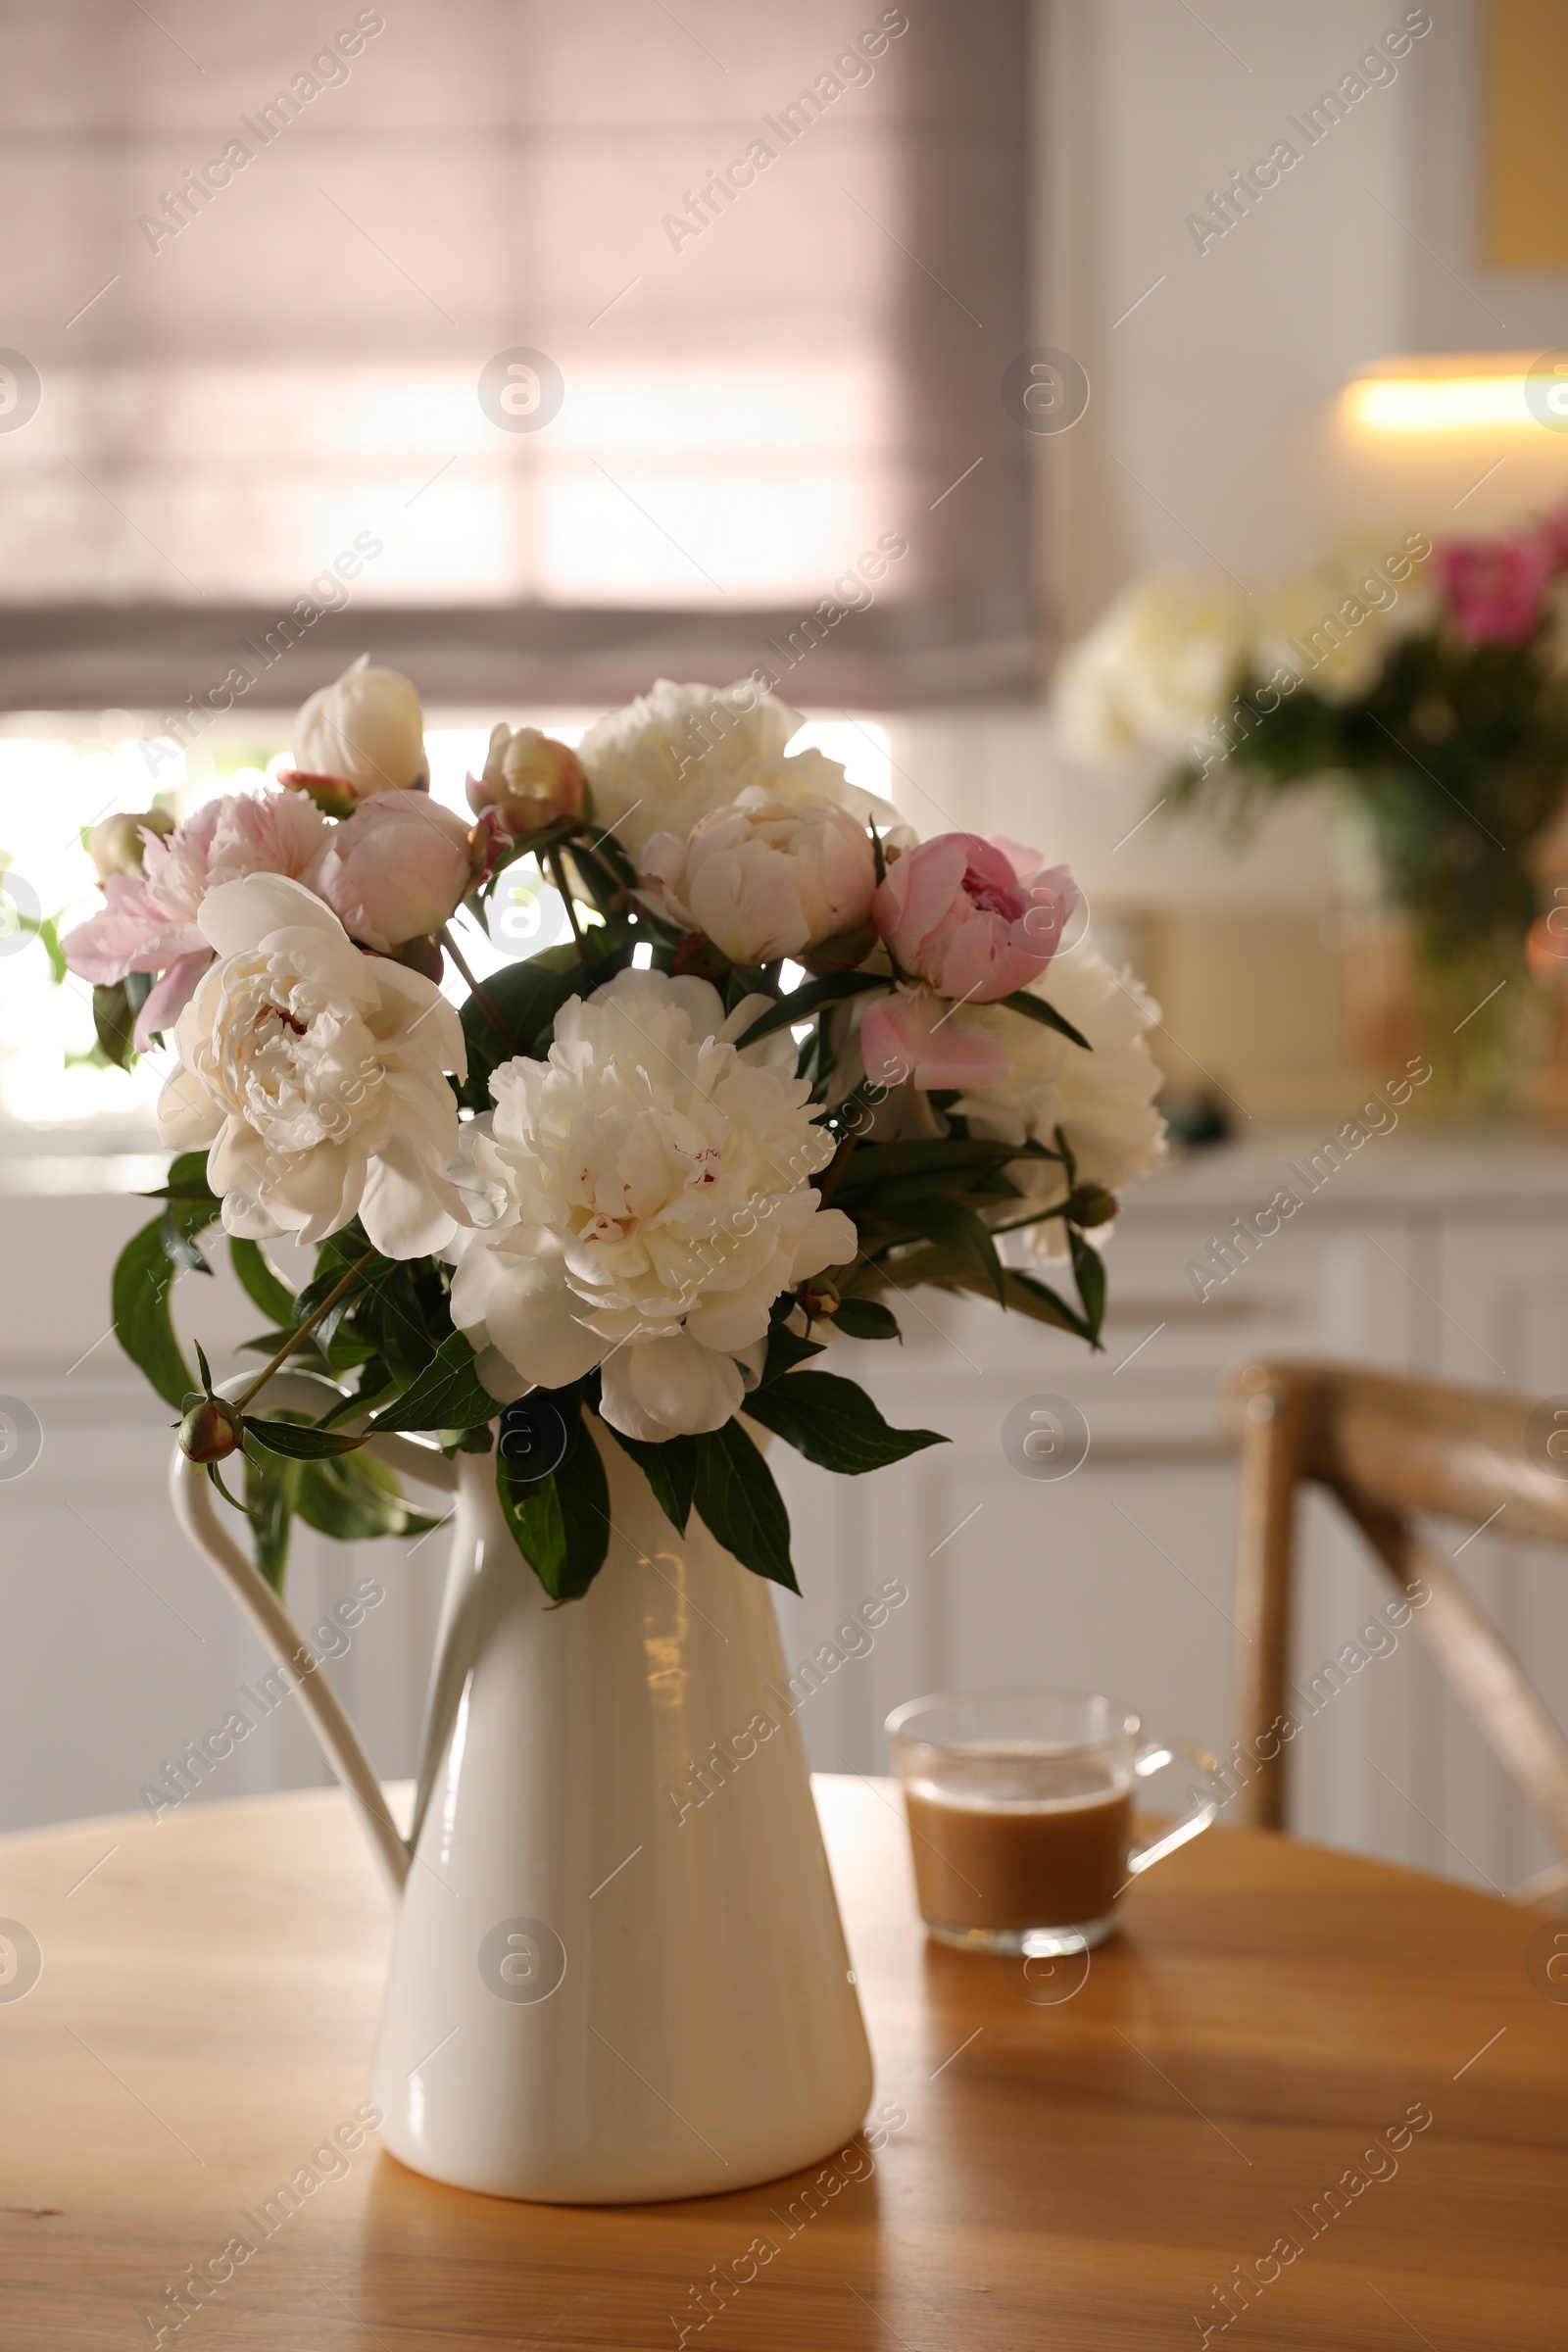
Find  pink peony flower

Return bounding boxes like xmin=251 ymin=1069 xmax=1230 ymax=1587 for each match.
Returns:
xmin=639 ymin=792 xmax=877 ymax=966
xmin=305 ymin=793 xmax=481 ymax=953
xmin=63 ymin=789 xmax=327 ymax=1048
xmin=859 ymin=984 xmax=1014 ymax=1092
xmin=1439 ymin=534 xmax=1551 ymax=646
xmin=871 ymin=833 xmax=1076 ymax=1003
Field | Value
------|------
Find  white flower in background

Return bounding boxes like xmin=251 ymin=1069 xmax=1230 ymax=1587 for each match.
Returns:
xmin=449 ymin=967 xmax=857 ymax=1442
xmin=639 ymin=791 xmax=878 ymax=964
xmin=1252 ymin=544 xmax=1433 ymax=704
xmin=578 ymin=677 xmax=904 ymax=861
xmin=292 ymin=656 xmax=428 ymax=800
xmin=952 ymin=948 xmax=1166 ymax=1262
xmin=157 ymin=873 xmax=467 ymax=1258
xmin=1052 ymin=576 xmax=1250 ymax=762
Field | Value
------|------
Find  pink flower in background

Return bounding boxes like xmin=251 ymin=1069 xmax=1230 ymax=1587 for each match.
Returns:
xmin=63 ymin=789 xmax=326 ymax=1047
xmin=1439 ymin=533 xmax=1551 ymax=645
xmin=871 ymin=833 xmax=1076 ymax=1002
xmin=1536 ymin=504 xmax=1568 ymax=574
xmin=305 ymin=793 xmax=481 ymax=953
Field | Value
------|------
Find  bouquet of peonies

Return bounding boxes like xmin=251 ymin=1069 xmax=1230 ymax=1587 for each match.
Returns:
xmin=1053 ymin=510 xmax=1568 ymax=1053
xmin=71 ymin=663 xmax=1165 ymax=1599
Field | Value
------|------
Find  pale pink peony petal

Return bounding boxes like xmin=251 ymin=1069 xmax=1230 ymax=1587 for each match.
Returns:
xmin=860 ymin=987 xmax=1013 ymax=1091
xmin=133 ymin=951 xmax=212 ymax=1049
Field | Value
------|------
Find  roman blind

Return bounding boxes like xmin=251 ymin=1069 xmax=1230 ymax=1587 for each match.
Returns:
xmin=0 ymin=0 xmax=1032 ymax=710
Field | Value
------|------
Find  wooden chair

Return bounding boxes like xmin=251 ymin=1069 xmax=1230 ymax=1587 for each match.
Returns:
xmin=1219 ymin=1358 xmax=1568 ymax=1904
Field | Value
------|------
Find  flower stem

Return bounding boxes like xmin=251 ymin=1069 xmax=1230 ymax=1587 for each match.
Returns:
xmin=232 ymin=1253 xmax=373 ymax=1416
xmin=439 ymin=924 xmax=521 ymax=1057
xmin=547 ymin=847 xmax=587 ymax=953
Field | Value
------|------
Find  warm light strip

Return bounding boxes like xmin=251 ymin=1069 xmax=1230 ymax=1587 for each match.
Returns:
xmin=1344 ymin=374 xmax=1538 ymax=431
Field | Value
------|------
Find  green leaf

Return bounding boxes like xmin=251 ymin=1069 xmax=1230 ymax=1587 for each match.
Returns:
xmin=733 ymin=969 xmax=886 ymax=1048
xmin=295 ymin=1450 xmax=445 ymax=1545
xmin=743 ymin=1371 xmax=945 ymax=1475
xmin=457 ymin=947 xmax=623 ymax=1110
xmin=830 ymin=1297 xmax=902 ymax=1342
xmin=496 ymin=1404 xmax=611 ymax=1599
xmin=605 ymin=1425 xmax=697 ymax=1536
xmin=857 ymin=1244 xmax=1093 ymax=1343
xmin=1004 ymin=1266 xmax=1093 ymax=1342
xmin=243 ymin=1444 xmax=300 ymax=1592
xmin=357 ymin=1262 xmax=435 ymax=1384
xmin=229 ymin=1238 xmax=296 ymax=1326
xmin=691 ymin=1419 xmax=798 ymax=1592
xmin=368 ymin=1329 xmax=504 ymax=1436
xmin=999 ymin=989 xmax=1092 ymax=1052
xmin=92 ymin=981 xmax=136 ymax=1069
xmin=244 ymin=1418 xmax=367 ymax=1460
xmin=142 ymin=1152 xmax=219 ymax=1204
xmin=759 ymin=1319 xmax=825 ymax=1385
xmin=887 ymin=1196 xmax=1006 ymax=1306
xmin=111 ymin=1216 xmax=192 ymax=1408
xmin=31 ymin=913 xmax=67 ymax=985
xmin=831 ymin=1136 xmax=1037 ymax=1203
xmin=1068 ymin=1228 xmax=1107 ymax=1346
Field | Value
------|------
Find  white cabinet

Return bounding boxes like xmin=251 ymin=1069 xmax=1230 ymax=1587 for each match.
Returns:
xmin=3 ymin=1134 xmax=1567 ymax=1896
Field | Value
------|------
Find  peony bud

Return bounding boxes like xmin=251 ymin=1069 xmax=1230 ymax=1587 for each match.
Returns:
xmin=872 ymin=834 xmax=1076 ymax=1003
xmin=305 ymin=794 xmax=483 ymax=956
xmin=179 ymin=1396 xmax=243 ymax=1463
xmin=800 ymin=1280 xmax=841 ymax=1320
xmin=1068 ymin=1183 xmax=1118 ymax=1228
xmin=640 ymin=793 xmax=877 ymax=968
xmin=291 ymin=656 xmax=427 ymax=802
xmin=467 ymin=726 xmax=588 ymax=836
xmin=85 ymin=808 xmax=175 ymax=881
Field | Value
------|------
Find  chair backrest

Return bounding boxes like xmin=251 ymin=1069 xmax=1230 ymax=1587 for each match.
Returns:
xmin=1218 ymin=1357 xmax=1568 ymax=1899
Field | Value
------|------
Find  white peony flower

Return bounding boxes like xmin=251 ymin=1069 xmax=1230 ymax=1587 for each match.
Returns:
xmin=157 ymin=873 xmax=468 ymax=1258
xmin=577 ymin=677 xmax=904 ymax=860
xmin=639 ymin=791 xmax=877 ymax=965
xmin=951 ymin=948 xmax=1167 ymax=1263
xmin=293 ymin=655 xmax=428 ymax=800
xmin=1052 ymin=577 xmax=1250 ymax=763
xmin=448 ymin=967 xmax=857 ymax=1441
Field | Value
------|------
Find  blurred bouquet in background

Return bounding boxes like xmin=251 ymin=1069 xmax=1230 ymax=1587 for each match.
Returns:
xmin=1054 ymin=509 xmax=1568 ymax=1103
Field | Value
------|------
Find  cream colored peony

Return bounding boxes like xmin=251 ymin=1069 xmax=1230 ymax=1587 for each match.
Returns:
xmin=1052 ymin=577 xmax=1250 ymax=762
xmin=639 ymin=790 xmax=877 ymax=965
xmin=577 ymin=677 xmax=902 ymax=861
xmin=449 ymin=968 xmax=857 ymax=1441
xmin=950 ymin=948 xmax=1166 ymax=1261
xmin=292 ymin=656 xmax=428 ymax=799
xmin=157 ymin=873 xmax=468 ymax=1257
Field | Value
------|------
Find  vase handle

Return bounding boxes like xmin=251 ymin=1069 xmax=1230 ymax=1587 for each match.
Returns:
xmin=168 ymin=1370 xmax=461 ymax=1898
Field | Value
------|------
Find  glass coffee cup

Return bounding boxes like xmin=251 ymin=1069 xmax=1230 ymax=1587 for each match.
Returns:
xmin=886 ymin=1689 xmax=1218 ymax=1956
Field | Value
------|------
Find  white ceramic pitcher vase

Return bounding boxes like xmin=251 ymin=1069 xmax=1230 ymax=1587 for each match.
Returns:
xmin=171 ymin=1375 xmax=873 ymax=2203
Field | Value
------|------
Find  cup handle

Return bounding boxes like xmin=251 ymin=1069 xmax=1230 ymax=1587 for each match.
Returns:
xmin=168 ymin=1369 xmax=460 ymax=1898
xmin=1124 ymin=1734 xmax=1220 ymax=1878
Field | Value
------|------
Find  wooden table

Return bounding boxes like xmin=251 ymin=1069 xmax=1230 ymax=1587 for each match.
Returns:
xmin=2 ymin=1779 xmax=1563 ymax=2349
